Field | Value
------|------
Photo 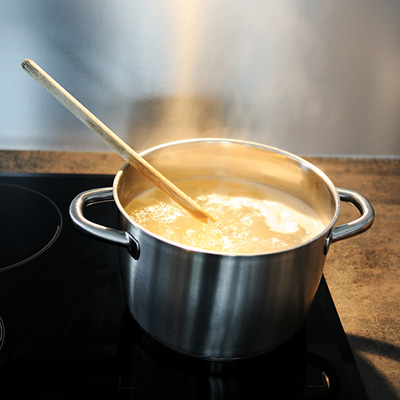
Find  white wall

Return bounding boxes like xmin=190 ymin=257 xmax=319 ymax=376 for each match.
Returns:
xmin=1 ymin=0 xmax=400 ymax=156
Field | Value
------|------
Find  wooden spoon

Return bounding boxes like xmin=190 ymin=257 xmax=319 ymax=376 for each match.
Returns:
xmin=21 ymin=59 xmax=216 ymax=223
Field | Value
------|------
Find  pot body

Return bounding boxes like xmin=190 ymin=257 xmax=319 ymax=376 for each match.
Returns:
xmin=118 ymin=226 xmax=326 ymax=359
xmin=70 ymin=139 xmax=374 ymax=359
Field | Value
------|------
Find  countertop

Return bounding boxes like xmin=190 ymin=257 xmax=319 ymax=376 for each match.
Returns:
xmin=1 ymin=150 xmax=399 ymax=399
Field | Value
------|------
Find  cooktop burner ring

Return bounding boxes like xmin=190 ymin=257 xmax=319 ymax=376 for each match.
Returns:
xmin=0 ymin=183 xmax=62 ymax=272
xmin=0 ymin=316 xmax=4 ymax=352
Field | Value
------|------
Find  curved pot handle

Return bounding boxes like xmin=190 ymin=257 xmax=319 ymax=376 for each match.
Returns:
xmin=325 ymin=187 xmax=375 ymax=253
xmin=69 ymin=187 xmax=140 ymax=259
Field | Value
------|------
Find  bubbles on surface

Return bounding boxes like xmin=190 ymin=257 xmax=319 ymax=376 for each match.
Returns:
xmin=125 ymin=177 xmax=324 ymax=254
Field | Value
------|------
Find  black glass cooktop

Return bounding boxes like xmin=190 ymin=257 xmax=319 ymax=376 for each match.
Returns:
xmin=0 ymin=173 xmax=369 ymax=399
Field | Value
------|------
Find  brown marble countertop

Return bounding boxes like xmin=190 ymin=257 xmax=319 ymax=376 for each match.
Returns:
xmin=1 ymin=150 xmax=399 ymax=399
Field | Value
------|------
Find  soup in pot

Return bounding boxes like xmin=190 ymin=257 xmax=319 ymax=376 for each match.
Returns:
xmin=125 ymin=177 xmax=325 ymax=254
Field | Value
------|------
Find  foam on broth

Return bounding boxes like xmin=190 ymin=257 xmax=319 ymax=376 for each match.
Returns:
xmin=125 ymin=177 xmax=325 ymax=254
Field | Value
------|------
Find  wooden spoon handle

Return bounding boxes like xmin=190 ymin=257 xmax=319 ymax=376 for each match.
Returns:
xmin=21 ymin=59 xmax=215 ymax=223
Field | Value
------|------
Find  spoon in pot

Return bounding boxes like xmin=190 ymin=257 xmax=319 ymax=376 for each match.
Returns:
xmin=21 ymin=59 xmax=216 ymax=223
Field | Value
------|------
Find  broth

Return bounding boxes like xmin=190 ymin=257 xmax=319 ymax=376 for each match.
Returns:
xmin=125 ymin=177 xmax=325 ymax=254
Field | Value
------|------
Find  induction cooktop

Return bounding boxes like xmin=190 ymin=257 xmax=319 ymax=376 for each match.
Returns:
xmin=0 ymin=173 xmax=369 ymax=399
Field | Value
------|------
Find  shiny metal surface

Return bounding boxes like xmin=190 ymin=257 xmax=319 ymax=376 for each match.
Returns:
xmin=70 ymin=139 xmax=374 ymax=359
xmin=69 ymin=188 xmax=140 ymax=260
xmin=326 ymin=187 xmax=375 ymax=251
xmin=4 ymin=1 xmax=400 ymax=156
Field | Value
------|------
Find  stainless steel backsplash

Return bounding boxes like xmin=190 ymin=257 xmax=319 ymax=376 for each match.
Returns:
xmin=2 ymin=0 xmax=400 ymax=156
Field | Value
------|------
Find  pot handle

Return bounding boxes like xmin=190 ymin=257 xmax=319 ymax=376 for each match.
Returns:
xmin=325 ymin=187 xmax=374 ymax=253
xmin=69 ymin=187 xmax=140 ymax=259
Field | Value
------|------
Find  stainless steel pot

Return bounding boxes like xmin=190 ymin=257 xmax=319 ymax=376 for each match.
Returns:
xmin=70 ymin=139 xmax=374 ymax=360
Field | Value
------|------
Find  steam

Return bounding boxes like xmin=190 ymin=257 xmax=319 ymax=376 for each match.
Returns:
xmin=126 ymin=0 xmax=325 ymax=151
xmin=123 ymin=0 xmax=400 ymax=156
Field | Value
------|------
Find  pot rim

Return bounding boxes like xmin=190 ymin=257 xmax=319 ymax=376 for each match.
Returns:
xmin=113 ymin=138 xmax=341 ymax=257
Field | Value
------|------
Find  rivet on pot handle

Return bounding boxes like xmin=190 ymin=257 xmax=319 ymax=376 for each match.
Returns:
xmin=324 ymin=187 xmax=375 ymax=254
xmin=69 ymin=187 xmax=140 ymax=260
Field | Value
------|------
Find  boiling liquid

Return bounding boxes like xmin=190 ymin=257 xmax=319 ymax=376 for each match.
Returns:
xmin=125 ymin=177 xmax=325 ymax=254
